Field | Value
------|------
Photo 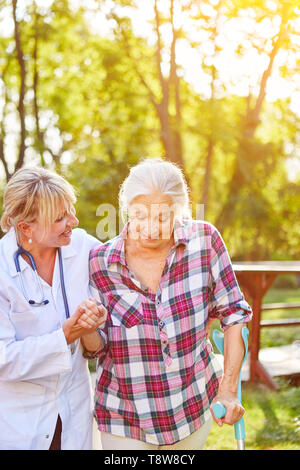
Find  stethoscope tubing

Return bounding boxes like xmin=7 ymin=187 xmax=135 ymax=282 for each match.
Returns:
xmin=58 ymin=247 xmax=70 ymax=319
xmin=13 ymin=244 xmax=75 ymax=353
xmin=14 ymin=245 xmax=69 ymax=317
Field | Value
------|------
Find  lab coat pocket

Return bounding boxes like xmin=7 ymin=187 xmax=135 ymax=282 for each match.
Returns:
xmin=0 ymin=439 xmax=32 ymax=450
xmin=0 ymin=381 xmax=46 ymax=448
xmin=9 ymin=309 xmax=39 ymax=340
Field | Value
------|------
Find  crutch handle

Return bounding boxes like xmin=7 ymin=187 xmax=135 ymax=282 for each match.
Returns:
xmin=212 ymin=401 xmax=226 ymax=418
xmin=211 ymin=326 xmax=249 ymax=450
xmin=212 ymin=401 xmax=246 ymax=440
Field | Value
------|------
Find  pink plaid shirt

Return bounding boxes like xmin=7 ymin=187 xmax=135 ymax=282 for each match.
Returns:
xmin=87 ymin=219 xmax=252 ymax=445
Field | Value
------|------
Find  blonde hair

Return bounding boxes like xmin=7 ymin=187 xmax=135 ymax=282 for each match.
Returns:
xmin=119 ymin=157 xmax=191 ymax=221
xmin=1 ymin=167 xmax=77 ymax=237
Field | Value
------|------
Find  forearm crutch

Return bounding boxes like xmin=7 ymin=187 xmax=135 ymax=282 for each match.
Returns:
xmin=212 ymin=326 xmax=249 ymax=450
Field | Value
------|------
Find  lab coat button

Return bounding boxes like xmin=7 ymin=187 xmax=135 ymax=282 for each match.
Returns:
xmin=45 ymin=434 xmax=49 ymax=439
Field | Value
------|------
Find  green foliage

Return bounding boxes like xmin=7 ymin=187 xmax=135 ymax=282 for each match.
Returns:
xmin=0 ymin=0 xmax=299 ymax=261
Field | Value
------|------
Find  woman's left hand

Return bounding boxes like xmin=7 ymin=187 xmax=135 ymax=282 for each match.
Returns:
xmin=210 ymin=390 xmax=245 ymax=427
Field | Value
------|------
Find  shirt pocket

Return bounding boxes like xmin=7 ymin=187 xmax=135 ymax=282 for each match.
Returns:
xmin=108 ymin=292 xmax=144 ymax=328
xmin=106 ymin=293 xmax=145 ymax=397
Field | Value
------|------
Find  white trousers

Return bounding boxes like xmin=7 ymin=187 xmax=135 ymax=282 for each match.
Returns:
xmin=101 ymin=417 xmax=212 ymax=450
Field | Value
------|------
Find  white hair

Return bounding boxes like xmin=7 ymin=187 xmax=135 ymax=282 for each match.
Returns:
xmin=119 ymin=158 xmax=191 ymax=221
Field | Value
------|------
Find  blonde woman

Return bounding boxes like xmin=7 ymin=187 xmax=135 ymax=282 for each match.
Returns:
xmin=0 ymin=167 xmax=107 ymax=450
xmin=84 ymin=158 xmax=252 ymax=450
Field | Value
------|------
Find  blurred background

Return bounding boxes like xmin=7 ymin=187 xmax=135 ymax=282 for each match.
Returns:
xmin=0 ymin=0 xmax=299 ymax=449
xmin=0 ymin=0 xmax=299 ymax=255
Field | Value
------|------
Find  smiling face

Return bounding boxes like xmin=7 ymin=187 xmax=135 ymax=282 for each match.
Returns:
xmin=18 ymin=203 xmax=79 ymax=249
xmin=128 ymin=191 xmax=176 ymax=249
xmin=2 ymin=167 xmax=78 ymax=251
xmin=32 ymin=204 xmax=79 ymax=248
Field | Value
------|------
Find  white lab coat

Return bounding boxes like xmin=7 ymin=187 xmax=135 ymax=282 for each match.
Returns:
xmin=0 ymin=227 xmax=101 ymax=450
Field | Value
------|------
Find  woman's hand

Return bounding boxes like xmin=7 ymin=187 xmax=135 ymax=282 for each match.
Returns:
xmin=210 ymin=389 xmax=245 ymax=427
xmin=62 ymin=298 xmax=107 ymax=345
xmin=210 ymin=323 xmax=246 ymax=426
xmin=75 ymin=298 xmax=107 ymax=332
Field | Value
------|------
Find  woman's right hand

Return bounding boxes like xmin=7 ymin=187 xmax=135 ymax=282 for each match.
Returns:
xmin=62 ymin=298 xmax=107 ymax=345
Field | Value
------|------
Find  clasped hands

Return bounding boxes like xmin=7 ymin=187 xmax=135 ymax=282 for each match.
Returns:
xmin=63 ymin=298 xmax=107 ymax=345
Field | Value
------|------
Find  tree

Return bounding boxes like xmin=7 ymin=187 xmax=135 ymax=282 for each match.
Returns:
xmin=0 ymin=0 xmax=157 ymax=237
xmin=106 ymin=0 xmax=186 ymax=169
xmin=0 ymin=0 xmax=299 ymax=259
xmin=214 ymin=0 xmax=299 ymax=232
xmin=0 ymin=0 xmax=87 ymax=177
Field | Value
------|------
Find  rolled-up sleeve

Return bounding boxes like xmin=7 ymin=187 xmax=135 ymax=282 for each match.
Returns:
xmin=208 ymin=225 xmax=252 ymax=331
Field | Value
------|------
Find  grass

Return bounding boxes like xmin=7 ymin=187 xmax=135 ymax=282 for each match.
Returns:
xmin=205 ymin=381 xmax=300 ymax=450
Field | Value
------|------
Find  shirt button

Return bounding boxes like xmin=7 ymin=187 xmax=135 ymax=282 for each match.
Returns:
xmin=159 ymin=320 xmax=164 ymax=328
xmin=162 ymin=340 xmax=168 ymax=346
xmin=156 ymin=300 xmax=160 ymax=306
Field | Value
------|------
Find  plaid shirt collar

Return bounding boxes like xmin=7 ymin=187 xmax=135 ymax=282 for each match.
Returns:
xmin=106 ymin=218 xmax=188 ymax=268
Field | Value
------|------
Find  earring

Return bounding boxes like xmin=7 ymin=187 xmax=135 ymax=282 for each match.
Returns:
xmin=28 ymin=238 xmax=32 ymax=244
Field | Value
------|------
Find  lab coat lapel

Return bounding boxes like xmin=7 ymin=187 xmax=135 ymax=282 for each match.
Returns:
xmin=52 ymin=242 xmax=77 ymax=306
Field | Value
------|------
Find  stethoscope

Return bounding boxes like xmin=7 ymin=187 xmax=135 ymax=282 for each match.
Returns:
xmin=14 ymin=245 xmax=75 ymax=353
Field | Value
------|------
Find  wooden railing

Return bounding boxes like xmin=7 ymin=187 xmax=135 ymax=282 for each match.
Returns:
xmin=233 ymin=262 xmax=300 ymax=389
xmin=260 ymin=302 xmax=300 ymax=328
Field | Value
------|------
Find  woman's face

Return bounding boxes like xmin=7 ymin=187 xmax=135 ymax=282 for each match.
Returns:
xmin=26 ymin=205 xmax=79 ymax=248
xmin=128 ymin=191 xmax=176 ymax=249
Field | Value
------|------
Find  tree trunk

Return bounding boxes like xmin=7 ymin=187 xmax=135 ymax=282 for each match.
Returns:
xmin=33 ymin=9 xmax=46 ymax=167
xmin=200 ymin=1 xmax=223 ymax=212
xmin=0 ymin=61 xmax=11 ymax=181
xmin=116 ymin=1 xmax=185 ymax=171
xmin=12 ymin=0 xmax=26 ymax=172
xmin=153 ymin=0 xmax=184 ymax=169
xmin=201 ymin=137 xmax=214 ymax=210
xmin=167 ymin=0 xmax=184 ymax=169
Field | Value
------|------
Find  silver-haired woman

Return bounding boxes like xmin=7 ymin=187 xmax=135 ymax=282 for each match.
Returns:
xmin=0 ymin=167 xmax=107 ymax=450
xmin=83 ymin=158 xmax=252 ymax=450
